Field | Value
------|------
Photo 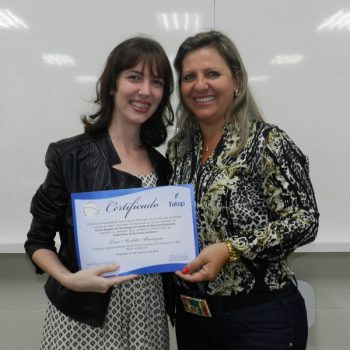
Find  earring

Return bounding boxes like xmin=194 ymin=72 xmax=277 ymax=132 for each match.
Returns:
xmin=234 ymin=89 xmax=240 ymax=97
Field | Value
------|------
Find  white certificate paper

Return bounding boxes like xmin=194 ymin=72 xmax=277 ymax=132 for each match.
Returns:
xmin=71 ymin=185 xmax=198 ymax=276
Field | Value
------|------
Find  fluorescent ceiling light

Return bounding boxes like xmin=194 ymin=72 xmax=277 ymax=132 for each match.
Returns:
xmin=184 ymin=13 xmax=189 ymax=31
xmin=0 ymin=8 xmax=29 ymax=30
xmin=172 ymin=13 xmax=179 ymax=31
xmin=42 ymin=54 xmax=76 ymax=67
xmin=157 ymin=12 xmax=201 ymax=32
xmin=161 ymin=13 xmax=169 ymax=30
xmin=270 ymin=55 xmax=304 ymax=65
xmin=317 ymin=10 xmax=350 ymax=31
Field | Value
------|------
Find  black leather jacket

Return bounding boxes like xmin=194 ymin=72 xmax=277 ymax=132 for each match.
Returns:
xmin=25 ymin=130 xmax=174 ymax=327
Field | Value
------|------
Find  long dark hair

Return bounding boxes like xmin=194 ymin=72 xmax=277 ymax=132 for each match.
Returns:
xmin=82 ymin=36 xmax=174 ymax=147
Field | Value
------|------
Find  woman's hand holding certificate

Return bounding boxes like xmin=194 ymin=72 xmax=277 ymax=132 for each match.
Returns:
xmin=62 ymin=264 xmax=138 ymax=293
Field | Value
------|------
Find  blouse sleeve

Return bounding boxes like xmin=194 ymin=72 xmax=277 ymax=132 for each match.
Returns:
xmin=231 ymin=127 xmax=319 ymax=261
xmin=24 ymin=143 xmax=69 ymax=273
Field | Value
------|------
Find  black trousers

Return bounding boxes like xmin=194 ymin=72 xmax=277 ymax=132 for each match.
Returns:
xmin=175 ymin=284 xmax=308 ymax=350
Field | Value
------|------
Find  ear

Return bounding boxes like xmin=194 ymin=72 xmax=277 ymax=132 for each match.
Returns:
xmin=234 ymin=71 xmax=241 ymax=91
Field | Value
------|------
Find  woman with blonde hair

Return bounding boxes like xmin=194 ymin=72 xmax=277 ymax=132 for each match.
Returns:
xmin=167 ymin=30 xmax=319 ymax=350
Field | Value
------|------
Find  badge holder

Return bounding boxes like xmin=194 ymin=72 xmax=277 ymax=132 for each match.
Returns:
xmin=180 ymin=294 xmax=212 ymax=317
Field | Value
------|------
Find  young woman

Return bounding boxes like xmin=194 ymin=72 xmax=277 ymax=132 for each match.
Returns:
xmin=25 ymin=36 xmax=174 ymax=350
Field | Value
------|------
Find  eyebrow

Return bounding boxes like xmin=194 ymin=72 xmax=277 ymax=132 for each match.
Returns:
xmin=124 ymin=69 xmax=142 ymax=75
xmin=124 ymin=69 xmax=163 ymax=78
xmin=182 ymin=67 xmax=220 ymax=75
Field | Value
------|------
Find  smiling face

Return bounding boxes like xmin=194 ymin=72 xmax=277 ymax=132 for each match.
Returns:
xmin=112 ymin=60 xmax=164 ymax=127
xmin=180 ymin=46 xmax=239 ymax=128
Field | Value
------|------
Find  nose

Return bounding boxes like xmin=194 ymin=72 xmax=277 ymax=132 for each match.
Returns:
xmin=193 ymin=76 xmax=208 ymax=91
xmin=138 ymin=79 xmax=151 ymax=97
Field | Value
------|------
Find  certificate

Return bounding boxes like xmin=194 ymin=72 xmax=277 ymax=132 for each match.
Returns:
xmin=71 ymin=185 xmax=198 ymax=276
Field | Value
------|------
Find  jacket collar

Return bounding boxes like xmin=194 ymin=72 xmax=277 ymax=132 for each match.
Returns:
xmin=94 ymin=129 xmax=121 ymax=166
xmin=93 ymin=129 xmax=168 ymax=183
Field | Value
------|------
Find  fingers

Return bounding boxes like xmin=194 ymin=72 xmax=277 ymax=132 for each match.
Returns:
xmin=93 ymin=263 xmax=120 ymax=276
xmin=175 ymin=255 xmax=207 ymax=283
xmin=175 ymin=270 xmax=206 ymax=283
xmin=176 ymin=244 xmax=227 ymax=282
xmin=106 ymin=274 xmax=138 ymax=289
xmin=112 ymin=274 xmax=138 ymax=285
xmin=86 ymin=264 xmax=139 ymax=289
xmin=176 ymin=244 xmax=228 ymax=282
xmin=182 ymin=255 xmax=205 ymax=275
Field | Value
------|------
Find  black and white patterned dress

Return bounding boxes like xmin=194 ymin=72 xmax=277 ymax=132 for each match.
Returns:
xmin=40 ymin=172 xmax=169 ymax=350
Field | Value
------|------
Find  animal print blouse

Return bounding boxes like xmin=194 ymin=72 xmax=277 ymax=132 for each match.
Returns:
xmin=166 ymin=120 xmax=319 ymax=295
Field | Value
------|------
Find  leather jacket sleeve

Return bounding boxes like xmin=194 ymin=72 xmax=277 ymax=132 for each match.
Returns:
xmin=25 ymin=143 xmax=69 ymax=273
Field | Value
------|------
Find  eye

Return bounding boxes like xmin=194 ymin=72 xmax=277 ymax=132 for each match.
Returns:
xmin=152 ymin=78 xmax=164 ymax=87
xmin=207 ymin=71 xmax=220 ymax=79
xmin=182 ymin=73 xmax=195 ymax=82
xmin=127 ymin=74 xmax=141 ymax=82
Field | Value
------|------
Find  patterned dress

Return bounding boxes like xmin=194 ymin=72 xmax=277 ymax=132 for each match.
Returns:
xmin=40 ymin=172 xmax=169 ymax=350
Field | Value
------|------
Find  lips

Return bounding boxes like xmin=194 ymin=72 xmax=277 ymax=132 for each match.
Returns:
xmin=130 ymin=100 xmax=151 ymax=112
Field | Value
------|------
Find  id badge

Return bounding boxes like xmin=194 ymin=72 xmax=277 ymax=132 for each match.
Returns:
xmin=180 ymin=294 xmax=212 ymax=317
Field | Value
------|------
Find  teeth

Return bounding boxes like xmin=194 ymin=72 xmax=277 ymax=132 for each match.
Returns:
xmin=131 ymin=101 xmax=149 ymax=109
xmin=195 ymin=96 xmax=215 ymax=103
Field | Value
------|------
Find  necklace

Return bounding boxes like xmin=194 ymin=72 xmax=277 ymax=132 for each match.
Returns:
xmin=201 ymin=131 xmax=223 ymax=160
xmin=200 ymin=143 xmax=213 ymax=165
xmin=201 ymin=142 xmax=211 ymax=156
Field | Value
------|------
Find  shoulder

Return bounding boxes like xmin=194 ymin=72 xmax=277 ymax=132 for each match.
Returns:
xmin=250 ymin=121 xmax=299 ymax=151
xmin=44 ymin=131 xmax=106 ymax=168
xmin=48 ymin=133 xmax=94 ymax=156
xmin=46 ymin=130 xmax=110 ymax=157
xmin=249 ymin=120 xmax=277 ymax=140
xmin=250 ymin=121 xmax=308 ymax=169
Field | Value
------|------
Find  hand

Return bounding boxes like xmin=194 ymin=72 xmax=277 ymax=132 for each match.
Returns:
xmin=175 ymin=243 xmax=229 ymax=282
xmin=62 ymin=264 xmax=138 ymax=293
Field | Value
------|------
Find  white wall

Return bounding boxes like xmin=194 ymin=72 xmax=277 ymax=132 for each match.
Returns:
xmin=1 ymin=0 xmax=349 ymax=252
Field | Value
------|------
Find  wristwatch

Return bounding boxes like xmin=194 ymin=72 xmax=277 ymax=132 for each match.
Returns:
xmin=224 ymin=240 xmax=241 ymax=263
